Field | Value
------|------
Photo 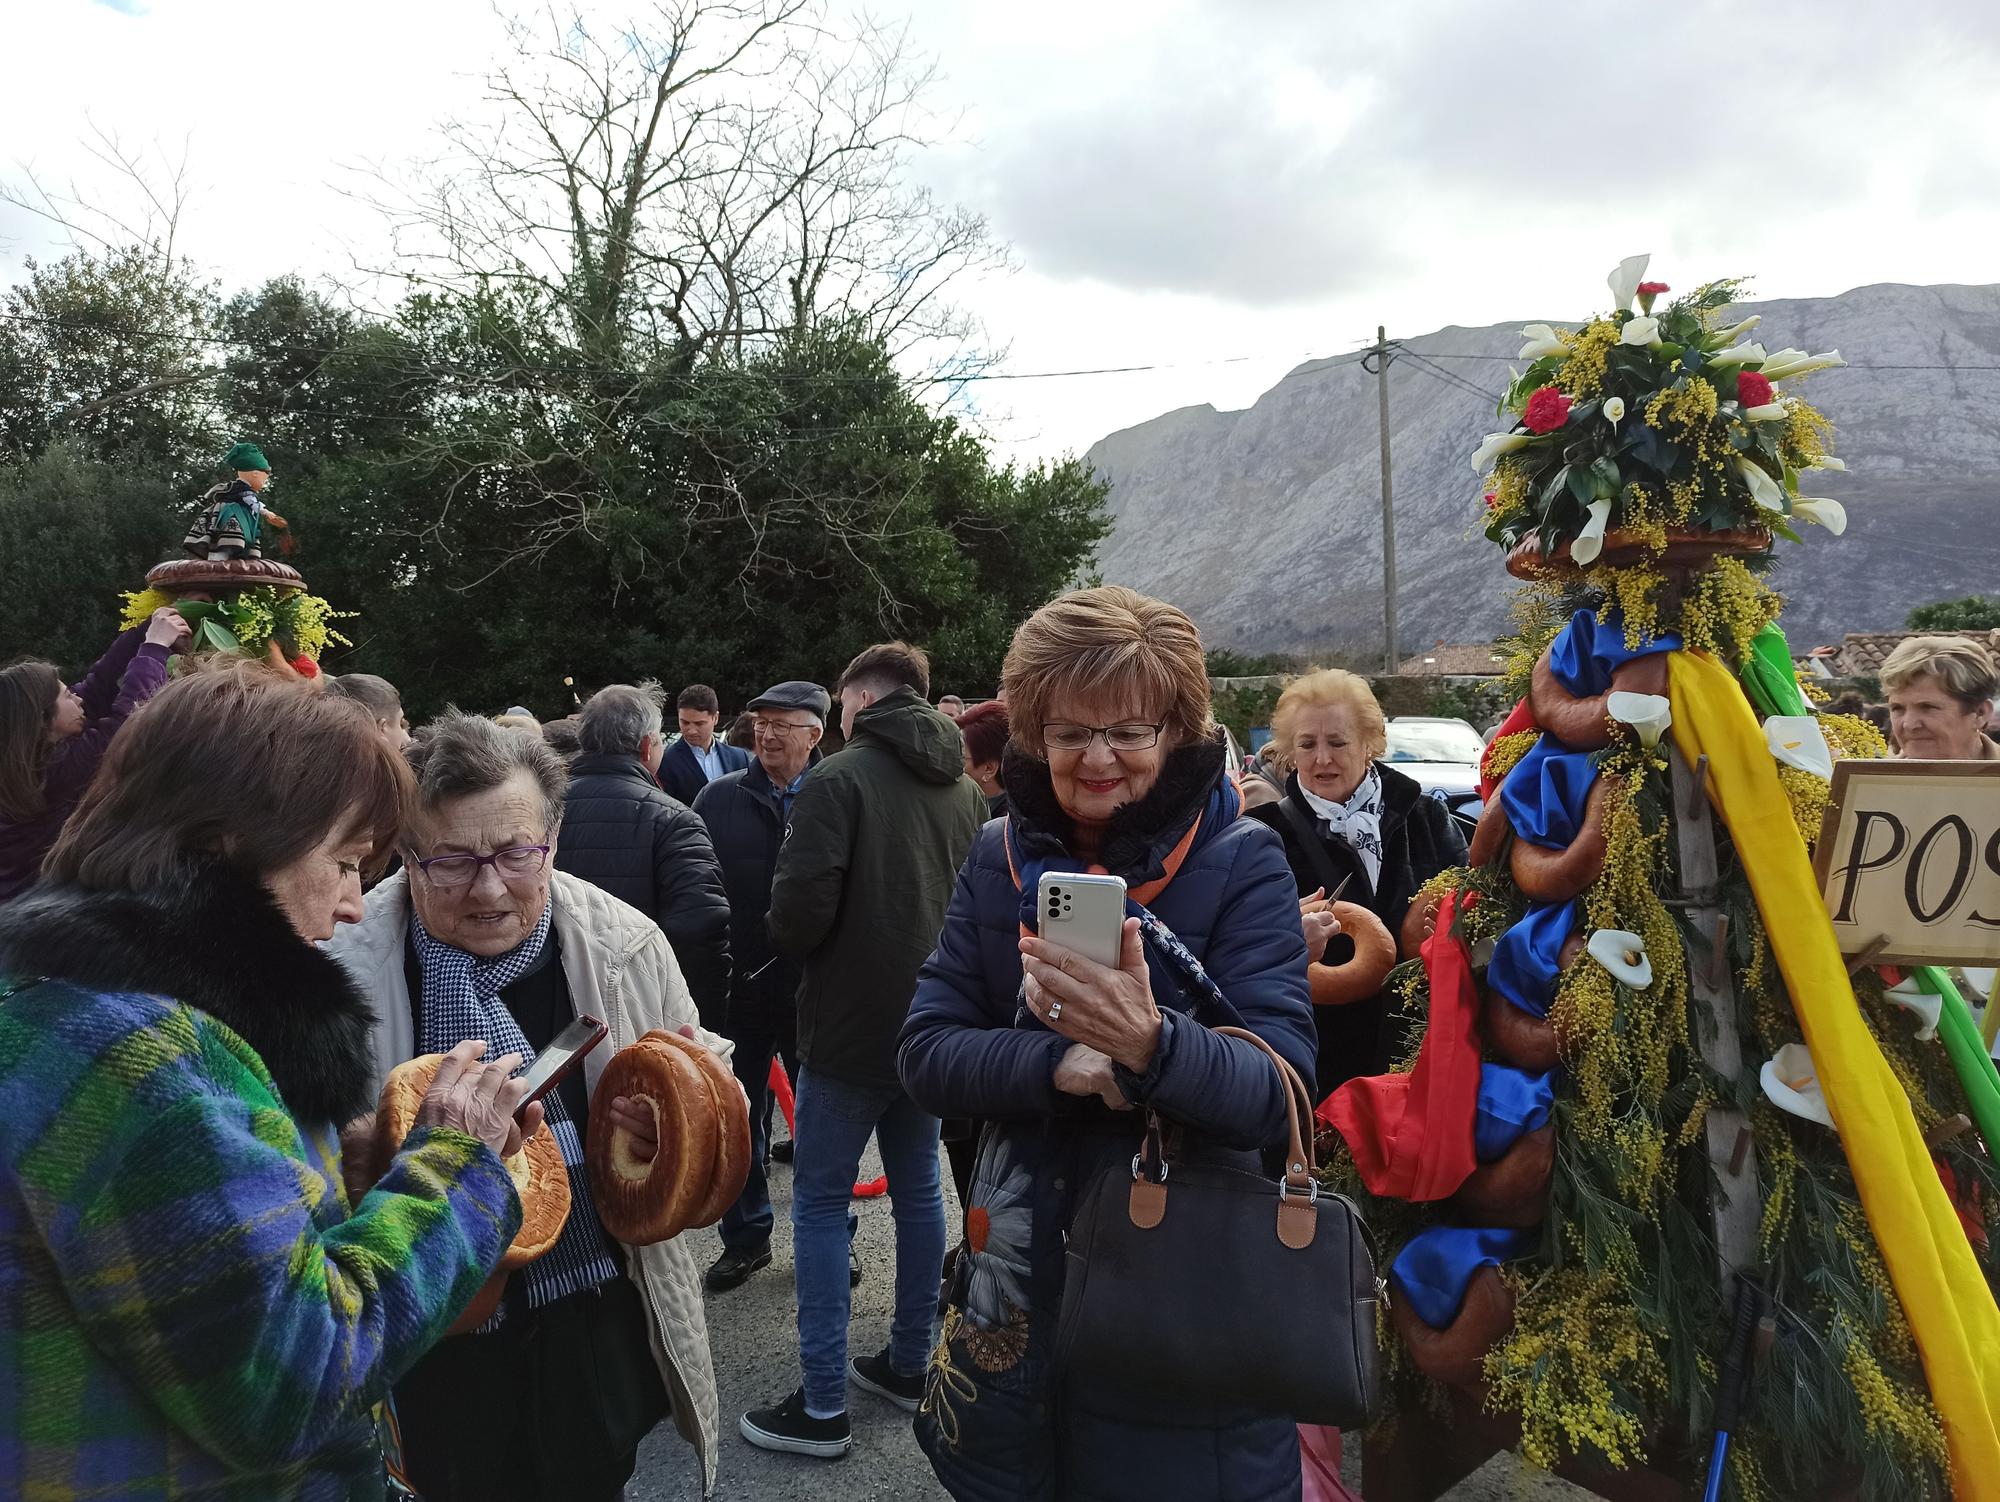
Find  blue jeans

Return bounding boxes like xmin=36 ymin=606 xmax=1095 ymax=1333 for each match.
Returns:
xmin=792 ymin=1068 xmax=944 ymax=1415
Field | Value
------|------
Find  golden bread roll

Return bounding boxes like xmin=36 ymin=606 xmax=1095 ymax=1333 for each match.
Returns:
xmin=375 ymin=1053 xmax=572 ymax=1269
xmin=585 ymin=1036 xmax=718 ymax=1245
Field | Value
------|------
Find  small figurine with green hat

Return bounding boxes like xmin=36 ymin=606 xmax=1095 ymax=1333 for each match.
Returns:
xmin=183 ymin=441 xmax=290 ymax=560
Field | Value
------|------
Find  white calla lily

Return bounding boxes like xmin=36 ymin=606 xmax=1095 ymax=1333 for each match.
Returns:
xmin=1705 ymin=342 xmax=1768 ymax=368
xmin=1765 ymin=716 xmax=1833 ymax=779
xmin=1518 ymin=323 xmax=1568 ymax=361
xmin=1805 ymin=455 xmax=1848 ymax=472
xmin=1759 ymin=348 xmax=1808 ymax=370
xmin=1761 ymin=1042 xmax=1835 ymax=1128
xmin=1745 ymin=401 xmax=1790 ymax=422
xmin=1608 ymin=254 xmax=1651 ymax=312
xmin=1620 ymin=315 xmax=1662 ymax=347
xmin=1570 ymin=498 xmax=1613 ymax=565
xmin=1469 ymin=430 xmax=1530 ymax=473
xmin=1736 ymin=459 xmax=1785 ymax=510
xmin=1882 ymin=976 xmax=1944 ymax=1041
xmin=1711 ymin=315 xmax=1761 ymax=344
xmin=1762 ymin=349 xmax=1845 ymax=380
xmin=1587 ymin=929 xmax=1654 ymax=989
xmin=1603 ymin=396 xmax=1627 ymax=427
xmin=1607 ymin=691 xmax=1672 ymax=749
xmin=1792 ymin=496 xmax=1848 ymax=535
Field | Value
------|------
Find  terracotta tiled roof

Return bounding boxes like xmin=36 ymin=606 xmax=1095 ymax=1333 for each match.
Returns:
xmin=1809 ymin=630 xmax=2000 ymax=677
xmin=1397 ymin=643 xmax=1508 ymax=677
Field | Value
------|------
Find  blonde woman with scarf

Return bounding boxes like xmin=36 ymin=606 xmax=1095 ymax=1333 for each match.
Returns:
xmin=1248 ymin=669 xmax=1467 ymax=1097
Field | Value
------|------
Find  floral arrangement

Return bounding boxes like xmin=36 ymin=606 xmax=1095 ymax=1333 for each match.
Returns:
xmin=1475 ymin=254 xmax=1848 ymax=567
xmin=1328 ymin=259 xmax=1988 ymax=1501
xmin=122 ymin=584 xmax=351 ymax=674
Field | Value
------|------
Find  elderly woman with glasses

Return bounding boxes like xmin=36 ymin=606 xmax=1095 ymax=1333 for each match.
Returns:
xmin=899 ymin=586 xmax=1317 ymax=1502
xmin=328 ymin=711 xmax=731 ymax=1501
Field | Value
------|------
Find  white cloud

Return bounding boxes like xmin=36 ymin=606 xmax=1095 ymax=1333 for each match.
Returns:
xmin=6 ymin=0 xmax=2000 ymax=464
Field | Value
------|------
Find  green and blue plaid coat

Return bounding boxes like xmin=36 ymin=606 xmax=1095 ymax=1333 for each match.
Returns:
xmin=0 ymin=964 xmax=522 ymax=1500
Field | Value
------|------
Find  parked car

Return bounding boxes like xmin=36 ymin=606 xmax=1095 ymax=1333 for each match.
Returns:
xmin=1384 ymin=716 xmax=1485 ymax=837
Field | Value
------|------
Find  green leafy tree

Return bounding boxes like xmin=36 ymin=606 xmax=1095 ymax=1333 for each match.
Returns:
xmin=1906 ymin=595 xmax=2000 ymax=632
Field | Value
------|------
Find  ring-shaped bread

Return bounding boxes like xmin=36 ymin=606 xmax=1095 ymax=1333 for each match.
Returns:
xmin=1527 ymin=647 xmax=1670 ymax=753
xmin=1308 ymin=900 xmax=1398 ymax=1006
xmin=640 ymin=1029 xmax=752 ymax=1231
xmin=1509 ymin=776 xmax=1612 ymax=903
xmin=585 ymin=1036 xmax=718 ymax=1245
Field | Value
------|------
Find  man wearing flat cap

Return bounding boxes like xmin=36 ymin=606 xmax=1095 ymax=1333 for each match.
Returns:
xmin=691 ymin=680 xmax=829 ymax=1293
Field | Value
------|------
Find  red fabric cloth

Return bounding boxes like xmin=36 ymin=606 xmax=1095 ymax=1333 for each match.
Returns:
xmin=1479 ymin=698 xmax=1539 ymax=802
xmin=1321 ymin=891 xmax=1482 ymax=1201
xmin=768 ymin=1058 xmax=889 ymax=1198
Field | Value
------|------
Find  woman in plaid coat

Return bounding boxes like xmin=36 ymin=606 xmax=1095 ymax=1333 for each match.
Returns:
xmin=0 ymin=664 xmax=530 ymax=1500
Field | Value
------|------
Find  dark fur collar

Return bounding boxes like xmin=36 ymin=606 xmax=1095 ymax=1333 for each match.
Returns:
xmin=1002 ymin=733 xmax=1227 ymax=880
xmin=0 ymin=860 xmax=377 ymax=1123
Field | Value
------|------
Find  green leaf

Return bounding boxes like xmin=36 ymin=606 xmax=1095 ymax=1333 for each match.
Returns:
xmin=1590 ymin=456 xmax=1623 ymax=498
xmin=1566 ymin=466 xmax=1596 ymax=506
xmin=199 ymin=618 xmax=242 ymax=654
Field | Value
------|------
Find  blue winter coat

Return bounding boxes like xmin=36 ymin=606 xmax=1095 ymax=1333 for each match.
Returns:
xmin=898 ymin=739 xmax=1315 ymax=1502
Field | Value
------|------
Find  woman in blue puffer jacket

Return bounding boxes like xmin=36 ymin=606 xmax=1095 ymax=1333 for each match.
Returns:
xmin=899 ymin=586 xmax=1319 ymax=1502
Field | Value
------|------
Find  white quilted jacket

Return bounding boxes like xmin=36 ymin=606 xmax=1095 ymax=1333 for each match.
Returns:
xmin=329 ymin=869 xmax=729 ymax=1497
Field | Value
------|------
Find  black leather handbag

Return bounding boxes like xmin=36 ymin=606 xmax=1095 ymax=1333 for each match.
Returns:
xmin=1053 ymin=1026 xmax=1382 ymax=1427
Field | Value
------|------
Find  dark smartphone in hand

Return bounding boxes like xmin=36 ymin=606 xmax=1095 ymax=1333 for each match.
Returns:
xmin=513 ymin=1014 xmax=608 ymax=1121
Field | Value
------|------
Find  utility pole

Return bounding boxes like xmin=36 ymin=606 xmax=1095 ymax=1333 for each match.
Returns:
xmin=1362 ymin=326 xmax=1399 ymax=673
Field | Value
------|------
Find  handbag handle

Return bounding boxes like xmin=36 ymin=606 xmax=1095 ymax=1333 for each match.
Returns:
xmin=1127 ymin=1023 xmax=1324 ymax=1251
xmin=1212 ymin=1025 xmax=1317 ymax=1194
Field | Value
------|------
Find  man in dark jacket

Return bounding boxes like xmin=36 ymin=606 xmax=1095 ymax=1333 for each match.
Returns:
xmin=691 ymin=680 xmax=828 ymax=1294
xmin=658 ymin=684 xmax=752 ymax=806
xmin=554 ymin=683 xmax=732 ymax=1026
xmin=739 ymin=643 xmax=988 ymax=1459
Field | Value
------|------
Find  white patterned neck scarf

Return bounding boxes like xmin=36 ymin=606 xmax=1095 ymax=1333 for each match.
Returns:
xmin=1297 ymin=764 xmax=1385 ymax=891
xmin=411 ymin=903 xmax=620 ymax=1319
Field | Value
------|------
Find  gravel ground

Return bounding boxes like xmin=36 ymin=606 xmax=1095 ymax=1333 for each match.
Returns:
xmin=629 ymin=1132 xmax=1588 ymax=1502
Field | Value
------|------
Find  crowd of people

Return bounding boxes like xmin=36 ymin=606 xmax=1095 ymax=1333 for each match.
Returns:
xmin=5 ymin=588 xmax=2000 ymax=1500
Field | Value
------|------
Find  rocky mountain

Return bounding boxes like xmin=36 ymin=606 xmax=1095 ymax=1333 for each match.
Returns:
xmin=1084 ymin=283 xmax=2000 ymax=659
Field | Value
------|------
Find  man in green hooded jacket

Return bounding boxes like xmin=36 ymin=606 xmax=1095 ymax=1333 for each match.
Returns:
xmin=740 ymin=639 xmax=988 ymax=1458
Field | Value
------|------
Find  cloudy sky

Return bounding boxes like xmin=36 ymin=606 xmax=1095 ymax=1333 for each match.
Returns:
xmin=6 ymin=0 xmax=2000 ymax=460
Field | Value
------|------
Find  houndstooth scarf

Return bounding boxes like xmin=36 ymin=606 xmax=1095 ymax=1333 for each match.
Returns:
xmin=1297 ymin=764 xmax=1385 ymax=893
xmin=411 ymin=904 xmax=621 ymax=1318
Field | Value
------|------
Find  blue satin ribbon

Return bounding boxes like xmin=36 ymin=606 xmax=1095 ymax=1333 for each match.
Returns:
xmin=1391 ymin=1224 xmax=1535 ymax=1328
xmin=1499 ymin=737 xmax=1598 ymax=850
xmin=1486 ymin=900 xmax=1579 ymax=1020
xmin=1547 ymin=608 xmax=1682 ymax=697
xmin=1474 ymin=1063 xmax=1557 ymax=1161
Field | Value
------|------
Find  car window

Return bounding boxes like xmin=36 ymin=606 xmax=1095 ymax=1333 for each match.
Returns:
xmin=1384 ymin=721 xmax=1485 ymax=764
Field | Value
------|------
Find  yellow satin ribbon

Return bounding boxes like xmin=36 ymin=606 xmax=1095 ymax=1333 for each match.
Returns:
xmin=1669 ymin=649 xmax=2000 ymax=1496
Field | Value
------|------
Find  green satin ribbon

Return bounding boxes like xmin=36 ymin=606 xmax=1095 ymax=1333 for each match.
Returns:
xmin=1909 ymin=967 xmax=2000 ymax=1156
xmin=1739 ymin=622 xmax=1814 ymax=720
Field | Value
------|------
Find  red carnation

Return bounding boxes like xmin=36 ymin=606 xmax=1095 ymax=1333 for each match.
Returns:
xmin=291 ymin=656 xmax=320 ymax=679
xmin=1522 ymin=386 xmax=1572 ymax=434
xmin=1736 ymin=370 xmax=1774 ymax=408
xmin=1637 ymin=281 xmax=1669 ymax=296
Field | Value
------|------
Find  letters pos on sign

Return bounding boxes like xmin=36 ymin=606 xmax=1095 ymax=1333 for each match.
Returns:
xmin=1812 ymin=759 xmax=2000 ymax=967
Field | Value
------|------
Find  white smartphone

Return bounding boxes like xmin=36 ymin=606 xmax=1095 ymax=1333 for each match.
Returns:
xmin=1037 ymin=871 xmax=1128 ymax=969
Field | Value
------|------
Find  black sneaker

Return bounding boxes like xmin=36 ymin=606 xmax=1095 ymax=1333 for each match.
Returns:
xmin=739 ymin=1389 xmax=851 ymax=1458
xmin=849 ymin=1346 xmax=924 ymax=1412
xmin=770 ymin=1138 xmax=795 ymax=1164
xmin=704 ymin=1244 xmax=772 ymax=1293
xmin=849 ymin=1242 xmax=862 ymax=1288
